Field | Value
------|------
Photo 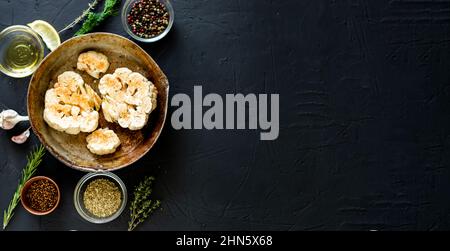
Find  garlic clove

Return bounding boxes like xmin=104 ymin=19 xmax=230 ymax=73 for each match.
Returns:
xmin=1 ymin=120 xmax=16 ymax=130
xmin=0 ymin=109 xmax=29 ymax=130
xmin=11 ymin=128 xmax=31 ymax=144
xmin=1 ymin=109 xmax=19 ymax=119
xmin=16 ymin=115 xmax=29 ymax=123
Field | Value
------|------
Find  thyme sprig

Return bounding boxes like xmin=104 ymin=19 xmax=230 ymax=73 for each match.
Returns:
xmin=128 ymin=176 xmax=161 ymax=231
xmin=59 ymin=0 xmax=102 ymax=33
xmin=75 ymin=0 xmax=121 ymax=36
xmin=3 ymin=145 xmax=46 ymax=230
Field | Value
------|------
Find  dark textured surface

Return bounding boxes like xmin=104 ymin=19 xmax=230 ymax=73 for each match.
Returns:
xmin=1 ymin=0 xmax=450 ymax=231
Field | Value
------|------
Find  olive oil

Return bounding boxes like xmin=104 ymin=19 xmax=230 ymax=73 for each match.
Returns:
xmin=0 ymin=25 xmax=44 ymax=78
xmin=4 ymin=39 xmax=40 ymax=71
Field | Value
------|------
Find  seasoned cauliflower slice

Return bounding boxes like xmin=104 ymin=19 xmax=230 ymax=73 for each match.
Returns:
xmin=86 ymin=128 xmax=121 ymax=155
xmin=55 ymin=71 xmax=84 ymax=91
xmin=77 ymin=51 xmax=110 ymax=79
xmin=43 ymin=71 xmax=101 ymax=134
xmin=99 ymin=68 xmax=158 ymax=130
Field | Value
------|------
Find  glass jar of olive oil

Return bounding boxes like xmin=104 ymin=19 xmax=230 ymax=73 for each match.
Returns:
xmin=0 ymin=25 xmax=44 ymax=78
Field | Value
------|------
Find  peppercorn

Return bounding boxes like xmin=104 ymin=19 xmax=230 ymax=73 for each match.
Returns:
xmin=127 ymin=0 xmax=170 ymax=39
xmin=25 ymin=179 xmax=58 ymax=212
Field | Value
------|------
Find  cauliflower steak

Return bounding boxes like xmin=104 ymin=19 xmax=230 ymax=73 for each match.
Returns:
xmin=44 ymin=71 xmax=101 ymax=134
xmin=86 ymin=128 xmax=121 ymax=155
xmin=99 ymin=68 xmax=158 ymax=130
xmin=77 ymin=51 xmax=110 ymax=79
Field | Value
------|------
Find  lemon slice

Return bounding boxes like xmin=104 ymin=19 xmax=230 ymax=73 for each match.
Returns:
xmin=27 ymin=20 xmax=61 ymax=51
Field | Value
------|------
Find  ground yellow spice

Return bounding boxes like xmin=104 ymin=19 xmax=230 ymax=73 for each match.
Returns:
xmin=83 ymin=178 xmax=122 ymax=218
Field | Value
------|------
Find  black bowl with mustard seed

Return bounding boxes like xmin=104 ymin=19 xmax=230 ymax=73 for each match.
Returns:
xmin=21 ymin=176 xmax=60 ymax=216
xmin=74 ymin=172 xmax=127 ymax=224
xmin=121 ymin=0 xmax=174 ymax=43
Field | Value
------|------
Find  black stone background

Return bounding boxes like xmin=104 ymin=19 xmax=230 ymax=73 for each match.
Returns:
xmin=1 ymin=0 xmax=450 ymax=231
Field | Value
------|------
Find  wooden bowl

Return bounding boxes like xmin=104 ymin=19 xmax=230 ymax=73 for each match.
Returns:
xmin=20 ymin=176 xmax=60 ymax=216
xmin=27 ymin=33 xmax=169 ymax=171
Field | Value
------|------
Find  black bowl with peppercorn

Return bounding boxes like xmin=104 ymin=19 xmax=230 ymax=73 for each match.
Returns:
xmin=20 ymin=176 xmax=60 ymax=216
xmin=122 ymin=0 xmax=174 ymax=43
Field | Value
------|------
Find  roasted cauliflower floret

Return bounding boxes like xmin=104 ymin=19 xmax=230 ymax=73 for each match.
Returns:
xmin=99 ymin=68 xmax=158 ymax=130
xmin=86 ymin=128 xmax=121 ymax=155
xmin=77 ymin=51 xmax=110 ymax=79
xmin=43 ymin=71 xmax=101 ymax=134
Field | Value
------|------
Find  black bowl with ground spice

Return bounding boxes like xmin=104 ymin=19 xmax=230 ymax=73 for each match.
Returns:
xmin=21 ymin=176 xmax=60 ymax=215
xmin=124 ymin=0 xmax=174 ymax=41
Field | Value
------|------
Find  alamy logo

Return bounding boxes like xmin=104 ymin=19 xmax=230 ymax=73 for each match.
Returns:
xmin=171 ymin=86 xmax=279 ymax=141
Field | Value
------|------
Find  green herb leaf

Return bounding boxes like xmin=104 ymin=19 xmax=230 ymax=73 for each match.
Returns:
xmin=74 ymin=0 xmax=121 ymax=36
xmin=59 ymin=0 xmax=102 ymax=33
xmin=2 ymin=145 xmax=46 ymax=230
xmin=128 ymin=176 xmax=161 ymax=231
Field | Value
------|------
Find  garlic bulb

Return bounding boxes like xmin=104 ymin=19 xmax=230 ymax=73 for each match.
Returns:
xmin=11 ymin=127 xmax=31 ymax=144
xmin=0 ymin=109 xmax=29 ymax=130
